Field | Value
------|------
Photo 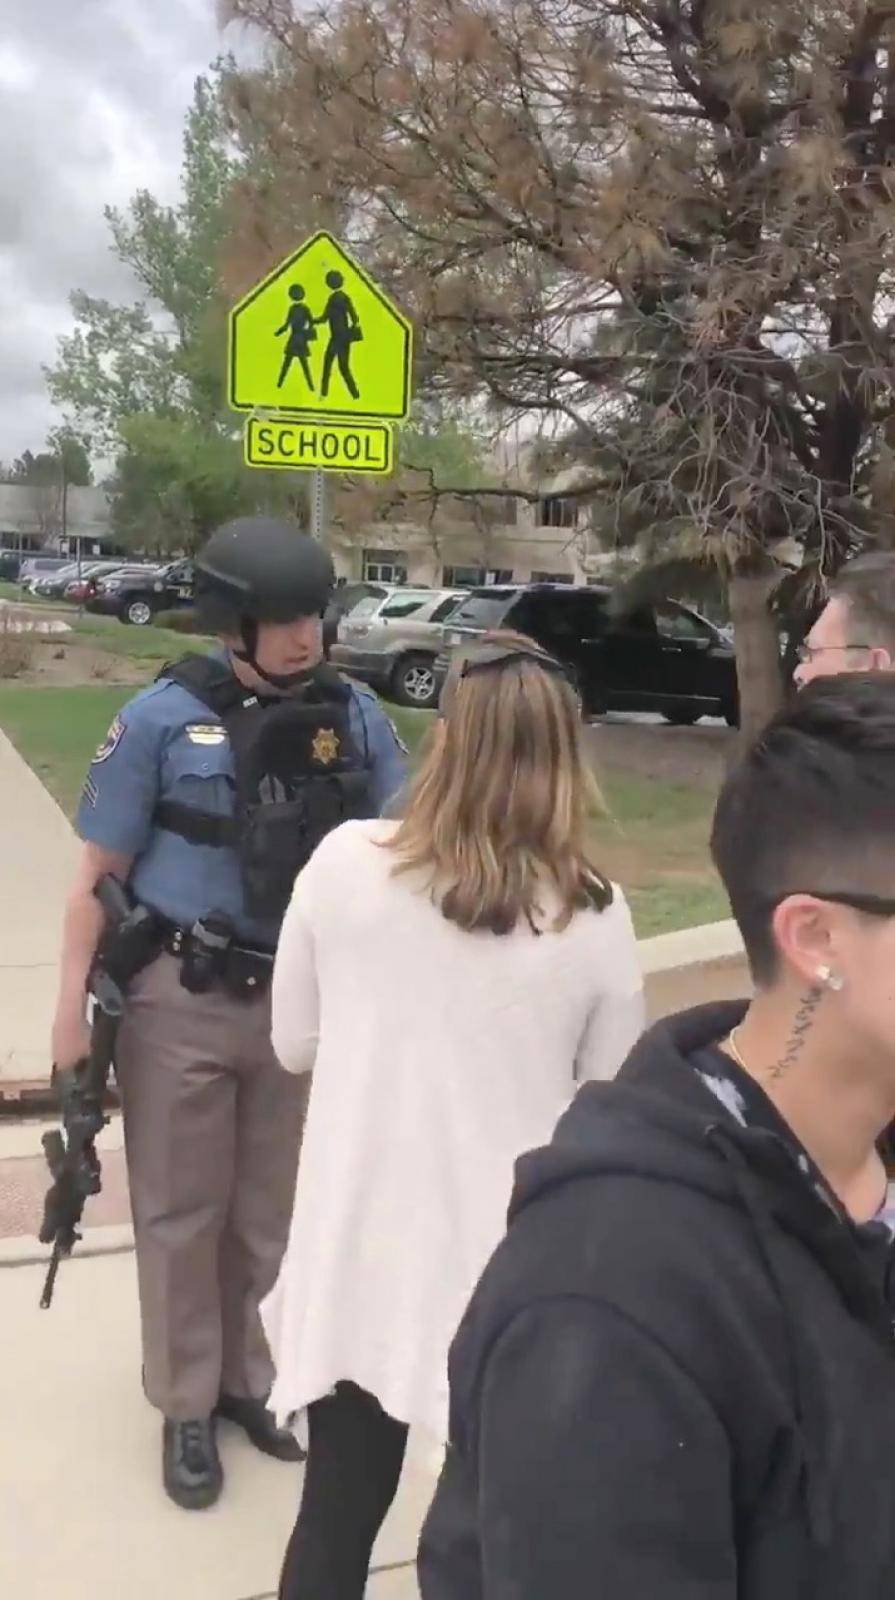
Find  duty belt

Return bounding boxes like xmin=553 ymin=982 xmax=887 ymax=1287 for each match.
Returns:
xmin=161 ymin=919 xmax=275 ymax=999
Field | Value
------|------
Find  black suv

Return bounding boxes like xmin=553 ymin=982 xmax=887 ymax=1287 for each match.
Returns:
xmin=86 ymin=559 xmax=195 ymax=626
xmin=437 ymin=584 xmax=738 ymax=724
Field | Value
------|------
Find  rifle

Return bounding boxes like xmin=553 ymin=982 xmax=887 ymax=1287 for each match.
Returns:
xmin=39 ymin=876 xmax=160 ymax=1309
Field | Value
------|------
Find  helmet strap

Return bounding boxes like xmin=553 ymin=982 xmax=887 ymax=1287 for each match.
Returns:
xmin=230 ymin=618 xmax=313 ymax=692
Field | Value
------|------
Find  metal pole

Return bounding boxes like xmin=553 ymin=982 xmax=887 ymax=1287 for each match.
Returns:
xmin=310 ymin=469 xmax=326 ymax=542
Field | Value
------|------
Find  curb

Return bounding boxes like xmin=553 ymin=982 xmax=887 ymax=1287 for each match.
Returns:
xmin=637 ymin=918 xmax=743 ymax=975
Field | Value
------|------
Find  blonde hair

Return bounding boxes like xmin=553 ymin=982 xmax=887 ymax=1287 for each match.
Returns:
xmin=384 ymin=629 xmax=612 ymax=934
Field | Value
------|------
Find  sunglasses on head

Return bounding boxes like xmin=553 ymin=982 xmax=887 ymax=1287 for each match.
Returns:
xmin=438 ymin=641 xmax=577 ymax=719
xmin=457 ymin=642 xmax=573 ymax=683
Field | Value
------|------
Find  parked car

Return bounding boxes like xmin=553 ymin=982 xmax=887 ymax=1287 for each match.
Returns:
xmin=330 ymin=586 xmax=463 ymax=708
xmin=63 ymin=562 xmax=157 ymax=604
xmin=34 ymin=560 xmax=127 ymax=601
xmin=323 ymin=581 xmax=398 ymax=657
xmin=436 ymin=584 xmax=739 ymax=725
xmin=86 ymin=559 xmax=195 ymax=625
xmin=18 ymin=557 xmax=71 ymax=591
xmin=29 ymin=559 xmax=122 ymax=598
xmin=28 ymin=562 xmax=80 ymax=597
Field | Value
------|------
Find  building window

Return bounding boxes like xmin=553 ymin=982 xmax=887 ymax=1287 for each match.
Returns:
xmin=363 ymin=548 xmax=407 ymax=584
xmin=537 ymin=496 xmax=578 ymax=529
xmin=442 ymin=565 xmax=514 ymax=589
xmin=499 ymin=496 xmax=519 ymax=526
xmin=531 ymin=570 xmax=570 ymax=584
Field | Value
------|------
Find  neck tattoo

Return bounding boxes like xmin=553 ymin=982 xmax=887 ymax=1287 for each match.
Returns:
xmin=728 ymin=986 xmax=823 ymax=1084
xmin=771 ymin=987 xmax=823 ymax=1081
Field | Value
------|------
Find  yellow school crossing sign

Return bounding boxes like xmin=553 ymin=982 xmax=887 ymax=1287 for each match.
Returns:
xmin=228 ymin=232 xmax=413 ymax=423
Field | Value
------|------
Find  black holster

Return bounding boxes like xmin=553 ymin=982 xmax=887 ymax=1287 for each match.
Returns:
xmin=179 ymin=912 xmax=233 ymax=994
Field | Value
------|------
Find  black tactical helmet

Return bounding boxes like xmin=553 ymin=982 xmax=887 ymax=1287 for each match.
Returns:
xmin=195 ymin=517 xmax=335 ymax=689
xmin=195 ymin=517 xmax=334 ymax=632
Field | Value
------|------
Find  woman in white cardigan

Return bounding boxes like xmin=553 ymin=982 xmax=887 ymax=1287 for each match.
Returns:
xmin=265 ymin=631 xmax=645 ymax=1600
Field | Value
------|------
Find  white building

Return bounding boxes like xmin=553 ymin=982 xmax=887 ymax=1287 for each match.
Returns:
xmin=331 ymin=460 xmax=613 ymax=589
xmin=0 ymin=485 xmax=112 ymax=555
xmin=0 ymin=465 xmax=625 ymax=592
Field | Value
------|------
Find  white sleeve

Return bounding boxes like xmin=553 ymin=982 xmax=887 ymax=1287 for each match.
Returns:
xmin=271 ymin=870 xmax=320 ymax=1076
xmin=574 ymin=893 xmax=645 ymax=1084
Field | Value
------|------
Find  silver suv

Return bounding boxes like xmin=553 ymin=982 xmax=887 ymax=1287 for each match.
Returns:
xmin=331 ymin=587 xmax=464 ymax=708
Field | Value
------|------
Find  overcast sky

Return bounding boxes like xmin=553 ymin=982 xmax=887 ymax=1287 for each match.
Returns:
xmin=0 ymin=0 xmax=229 ymax=465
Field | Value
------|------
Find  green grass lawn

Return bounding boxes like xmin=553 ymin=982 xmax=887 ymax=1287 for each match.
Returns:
xmin=0 ymin=587 xmax=214 ymax=662
xmin=0 ymin=580 xmax=62 ymax=606
xmin=70 ymin=614 xmax=214 ymax=662
xmin=0 ymin=684 xmax=133 ymax=817
xmin=0 ymin=683 xmax=726 ymax=936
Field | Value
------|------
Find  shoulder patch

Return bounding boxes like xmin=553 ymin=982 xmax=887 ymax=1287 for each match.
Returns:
xmin=91 ymin=715 xmax=126 ymax=765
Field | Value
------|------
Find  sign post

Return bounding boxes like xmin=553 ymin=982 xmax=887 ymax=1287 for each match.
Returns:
xmin=310 ymin=470 xmax=326 ymax=542
xmin=228 ymin=233 xmax=414 ymax=532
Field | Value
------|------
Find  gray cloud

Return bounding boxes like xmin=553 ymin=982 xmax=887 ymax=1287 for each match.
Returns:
xmin=0 ymin=0 xmax=224 ymax=464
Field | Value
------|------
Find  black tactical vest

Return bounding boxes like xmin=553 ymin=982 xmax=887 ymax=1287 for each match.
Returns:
xmin=154 ymin=654 xmax=373 ymax=923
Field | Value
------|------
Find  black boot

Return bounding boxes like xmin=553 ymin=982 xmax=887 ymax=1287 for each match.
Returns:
xmin=216 ymin=1393 xmax=306 ymax=1462
xmin=162 ymin=1418 xmax=223 ymax=1510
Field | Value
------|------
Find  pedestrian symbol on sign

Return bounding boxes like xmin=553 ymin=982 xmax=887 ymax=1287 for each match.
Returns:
xmin=275 ymin=285 xmax=316 ymax=393
xmin=274 ymin=271 xmax=364 ymax=402
xmin=229 ymin=231 xmax=411 ymax=421
xmin=318 ymin=271 xmax=362 ymax=400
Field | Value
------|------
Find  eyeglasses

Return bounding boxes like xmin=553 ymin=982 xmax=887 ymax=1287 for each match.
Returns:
xmin=775 ymin=890 xmax=895 ymax=918
xmin=795 ymin=641 xmax=873 ymax=663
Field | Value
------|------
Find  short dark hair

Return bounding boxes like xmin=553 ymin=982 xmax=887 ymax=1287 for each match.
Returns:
xmin=831 ymin=553 xmax=895 ymax=653
xmin=711 ymin=674 xmax=895 ymax=984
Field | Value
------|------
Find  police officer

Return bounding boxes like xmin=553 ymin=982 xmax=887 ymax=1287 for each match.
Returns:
xmin=50 ymin=518 xmax=407 ymax=1510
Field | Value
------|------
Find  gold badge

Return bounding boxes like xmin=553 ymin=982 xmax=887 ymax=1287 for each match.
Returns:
xmin=312 ymin=727 xmax=340 ymax=766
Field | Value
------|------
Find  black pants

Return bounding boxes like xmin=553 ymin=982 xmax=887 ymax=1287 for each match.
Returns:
xmin=279 ymin=1382 xmax=409 ymax=1600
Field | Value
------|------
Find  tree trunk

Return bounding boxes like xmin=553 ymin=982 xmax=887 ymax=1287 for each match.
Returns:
xmin=728 ymin=571 xmax=784 ymax=747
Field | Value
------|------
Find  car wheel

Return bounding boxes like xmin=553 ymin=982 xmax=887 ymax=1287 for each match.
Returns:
xmin=124 ymin=598 xmax=153 ymax=626
xmin=392 ymin=654 xmax=439 ymax=709
xmin=663 ymin=707 xmax=701 ymax=726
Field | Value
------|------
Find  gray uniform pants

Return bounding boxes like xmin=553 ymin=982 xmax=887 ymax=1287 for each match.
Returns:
xmin=115 ymin=954 xmax=307 ymax=1421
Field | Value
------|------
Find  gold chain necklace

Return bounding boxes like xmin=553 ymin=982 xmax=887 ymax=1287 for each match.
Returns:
xmin=725 ymin=1026 xmax=749 ymax=1074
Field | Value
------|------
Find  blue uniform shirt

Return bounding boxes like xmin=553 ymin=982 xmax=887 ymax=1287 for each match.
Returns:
xmin=77 ymin=661 xmax=409 ymax=945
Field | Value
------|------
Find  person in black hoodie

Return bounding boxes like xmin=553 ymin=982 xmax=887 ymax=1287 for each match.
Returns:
xmin=419 ymin=672 xmax=895 ymax=1600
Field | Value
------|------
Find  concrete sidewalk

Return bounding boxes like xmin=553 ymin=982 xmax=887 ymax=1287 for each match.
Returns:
xmin=0 ymin=1253 xmax=431 ymax=1599
xmin=0 ymin=725 xmax=78 ymax=1085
